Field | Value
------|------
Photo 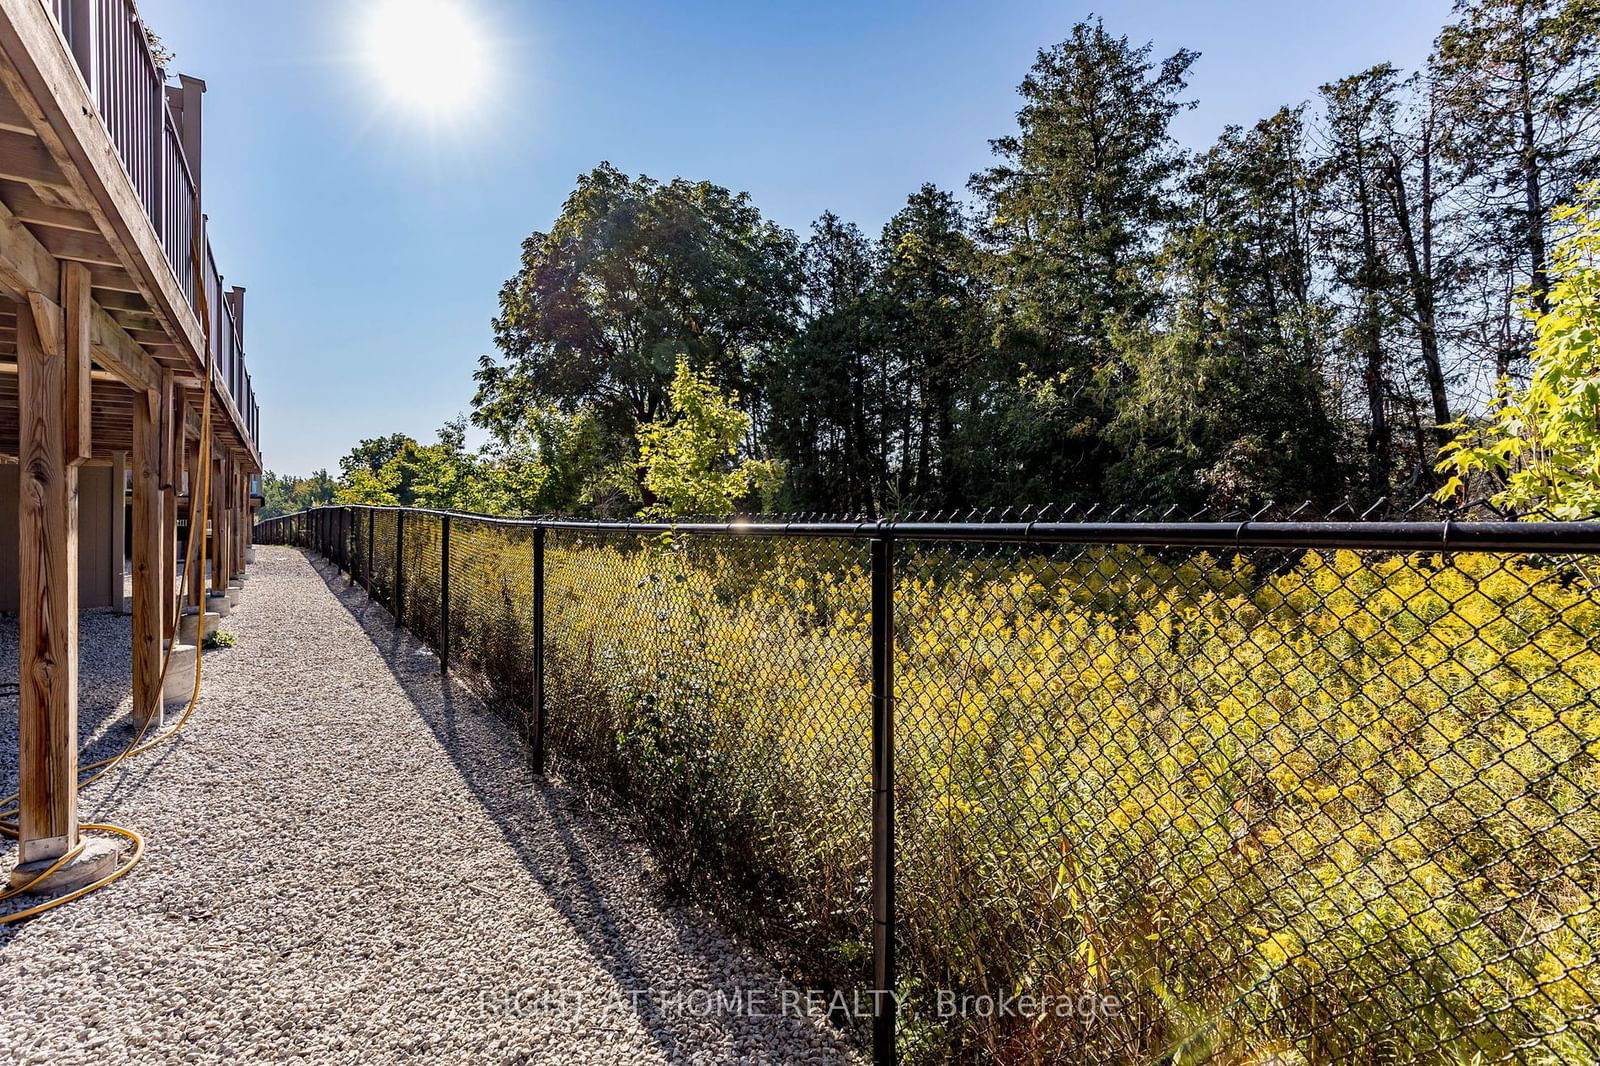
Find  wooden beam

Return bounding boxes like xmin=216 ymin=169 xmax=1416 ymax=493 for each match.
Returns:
xmin=185 ymin=434 xmax=203 ymax=610
xmin=0 ymin=127 xmax=70 ymax=191
xmin=1 ymin=182 xmax=98 ymax=232
xmin=15 ymin=289 xmax=79 ymax=864
xmin=33 ymin=224 xmax=122 ymax=267
xmin=0 ymin=0 xmax=204 ymax=370
xmin=0 ymin=90 xmax=33 ymax=135
xmin=90 ymin=303 xmax=162 ymax=395
xmin=25 ymin=289 xmax=58 ymax=355
xmin=62 ymin=261 xmax=90 ymax=463
xmin=132 ymin=386 xmax=162 ymax=725
xmin=0 ymin=196 xmax=56 ymax=299
xmin=0 ymin=198 xmax=164 ymax=401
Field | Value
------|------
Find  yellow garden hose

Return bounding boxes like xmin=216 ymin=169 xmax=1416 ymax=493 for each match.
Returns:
xmin=1 ymin=208 xmax=220 ymax=922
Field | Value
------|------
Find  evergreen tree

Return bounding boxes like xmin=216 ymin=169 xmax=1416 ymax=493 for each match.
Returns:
xmin=1435 ymin=0 xmax=1600 ymax=375
xmin=970 ymin=19 xmax=1197 ymax=501
xmin=762 ymin=213 xmax=885 ymax=511
xmin=1112 ymin=108 xmax=1346 ymax=508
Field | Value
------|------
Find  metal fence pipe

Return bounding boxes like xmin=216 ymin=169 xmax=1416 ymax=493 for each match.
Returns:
xmin=439 ymin=515 xmax=451 ymax=676
xmin=871 ymin=531 xmax=897 ymax=1066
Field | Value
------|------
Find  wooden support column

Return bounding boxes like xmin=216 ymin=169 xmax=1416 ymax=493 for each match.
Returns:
xmin=186 ymin=433 xmax=204 ymax=610
xmin=160 ymin=375 xmax=179 ymax=631
xmin=239 ymin=472 xmax=250 ymax=571
xmin=15 ymin=277 xmax=85 ymax=865
xmin=210 ymin=452 xmax=228 ymax=596
xmin=132 ymin=387 xmax=163 ymax=725
xmin=232 ymin=470 xmax=245 ymax=577
xmin=110 ymin=451 xmax=127 ymax=611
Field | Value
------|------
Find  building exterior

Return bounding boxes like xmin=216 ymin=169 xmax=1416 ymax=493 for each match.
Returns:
xmin=0 ymin=0 xmax=259 ymax=879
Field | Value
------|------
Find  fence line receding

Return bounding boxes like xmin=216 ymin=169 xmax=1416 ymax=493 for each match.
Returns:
xmin=257 ymin=505 xmax=1600 ymax=1066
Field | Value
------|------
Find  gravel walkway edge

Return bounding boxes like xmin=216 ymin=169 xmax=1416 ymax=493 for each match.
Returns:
xmin=0 ymin=546 xmax=863 ymax=1066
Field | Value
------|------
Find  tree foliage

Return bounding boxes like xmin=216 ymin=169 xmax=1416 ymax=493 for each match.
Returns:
xmin=472 ymin=163 xmax=799 ymax=466
xmin=278 ymin=8 xmax=1600 ymax=522
xmin=639 ymin=358 xmax=783 ymax=517
xmin=1439 ymin=183 xmax=1600 ymax=517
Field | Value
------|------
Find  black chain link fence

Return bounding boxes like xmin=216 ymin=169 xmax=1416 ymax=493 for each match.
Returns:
xmin=257 ymin=506 xmax=1600 ymax=1066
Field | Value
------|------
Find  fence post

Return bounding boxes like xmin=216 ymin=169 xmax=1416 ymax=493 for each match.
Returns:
xmin=439 ymin=515 xmax=451 ymax=675
xmin=346 ymin=507 xmax=354 ymax=585
xmin=365 ymin=508 xmax=374 ymax=596
xmin=394 ymin=510 xmax=406 ymax=625
xmin=531 ymin=525 xmax=546 ymax=775
xmin=871 ymin=530 xmax=897 ymax=1066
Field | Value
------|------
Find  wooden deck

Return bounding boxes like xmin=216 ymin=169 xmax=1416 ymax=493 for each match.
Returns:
xmin=0 ymin=0 xmax=260 ymax=882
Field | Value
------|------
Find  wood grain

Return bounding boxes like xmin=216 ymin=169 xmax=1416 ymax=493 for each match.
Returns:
xmin=15 ymin=292 xmax=79 ymax=863
xmin=132 ymin=384 xmax=162 ymax=724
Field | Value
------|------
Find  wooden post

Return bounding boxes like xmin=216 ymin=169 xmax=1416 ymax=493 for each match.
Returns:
xmin=109 ymin=450 xmax=126 ymax=611
xmin=132 ymin=388 xmax=163 ymax=725
xmin=210 ymin=453 xmax=226 ymax=596
xmin=185 ymin=434 xmax=204 ymax=610
xmin=237 ymin=471 xmax=249 ymax=574
xmin=160 ymin=375 xmax=179 ymax=630
xmin=15 ymin=287 xmax=83 ymax=865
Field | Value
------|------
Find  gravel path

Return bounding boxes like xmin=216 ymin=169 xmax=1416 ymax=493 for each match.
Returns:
xmin=0 ymin=547 xmax=861 ymax=1066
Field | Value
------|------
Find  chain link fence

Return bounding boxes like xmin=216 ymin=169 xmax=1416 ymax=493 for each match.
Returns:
xmin=257 ymin=507 xmax=1600 ymax=1066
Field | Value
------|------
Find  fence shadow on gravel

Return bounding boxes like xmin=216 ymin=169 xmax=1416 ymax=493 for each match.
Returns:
xmin=300 ymin=551 xmax=861 ymax=1066
xmin=264 ymin=506 xmax=1600 ymax=1066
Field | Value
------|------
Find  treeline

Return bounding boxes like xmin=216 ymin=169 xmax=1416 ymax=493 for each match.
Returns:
xmin=268 ymin=1 xmax=1600 ymax=520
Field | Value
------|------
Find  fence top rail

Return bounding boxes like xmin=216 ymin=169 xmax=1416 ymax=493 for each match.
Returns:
xmin=258 ymin=505 xmax=1600 ymax=554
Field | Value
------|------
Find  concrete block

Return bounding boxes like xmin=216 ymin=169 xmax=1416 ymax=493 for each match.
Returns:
xmin=7 ymin=836 xmax=121 ymax=894
xmin=162 ymin=643 xmax=198 ymax=708
xmin=178 ymin=609 xmax=220 ymax=645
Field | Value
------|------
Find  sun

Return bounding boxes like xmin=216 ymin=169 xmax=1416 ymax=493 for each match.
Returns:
xmin=360 ymin=0 xmax=491 ymax=118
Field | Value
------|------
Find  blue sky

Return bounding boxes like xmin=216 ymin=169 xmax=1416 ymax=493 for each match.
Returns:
xmin=138 ymin=0 xmax=1452 ymax=475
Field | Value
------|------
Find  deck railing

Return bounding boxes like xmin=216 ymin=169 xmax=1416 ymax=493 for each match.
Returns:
xmin=45 ymin=0 xmax=258 ymax=449
xmin=259 ymin=505 xmax=1600 ymax=1066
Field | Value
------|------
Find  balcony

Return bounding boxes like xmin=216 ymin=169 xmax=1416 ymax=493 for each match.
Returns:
xmin=45 ymin=0 xmax=257 ymax=449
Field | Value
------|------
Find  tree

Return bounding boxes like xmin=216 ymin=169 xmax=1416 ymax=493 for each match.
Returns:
xmin=475 ymin=407 xmax=618 ymax=516
xmin=878 ymin=185 xmax=989 ymax=506
xmin=257 ymin=469 xmax=336 ymax=518
xmin=639 ymin=358 xmax=783 ymax=517
xmin=1321 ymin=66 xmax=1406 ymax=498
xmin=1438 ymin=183 xmax=1600 ymax=518
xmin=970 ymin=19 xmax=1197 ymax=500
xmin=1435 ymin=0 xmax=1600 ymax=375
xmin=761 ymin=212 xmax=886 ymax=512
xmin=339 ymin=433 xmax=412 ymax=483
xmin=1111 ymin=108 xmax=1345 ymax=508
xmin=333 ymin=420 xmax=482 ymax=510
xmin=472 ymin=163 xmax=801 ymax=497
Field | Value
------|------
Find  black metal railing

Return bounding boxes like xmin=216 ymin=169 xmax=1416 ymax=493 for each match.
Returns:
xmin=256 ymin=505 xmax=1600 ymax=1066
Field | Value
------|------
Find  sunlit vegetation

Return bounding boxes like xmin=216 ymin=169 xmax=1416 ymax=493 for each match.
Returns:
xmin=388 ymin=518 xmax=1600 ymax=1065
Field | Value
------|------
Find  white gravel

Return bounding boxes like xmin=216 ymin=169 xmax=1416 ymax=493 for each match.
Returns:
xmin=0 ymin=547 xmax=862 ymax=1066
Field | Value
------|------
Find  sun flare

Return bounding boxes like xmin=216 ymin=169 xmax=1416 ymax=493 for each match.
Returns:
xmin=360 ymin=0 xmax=491 ymax=118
